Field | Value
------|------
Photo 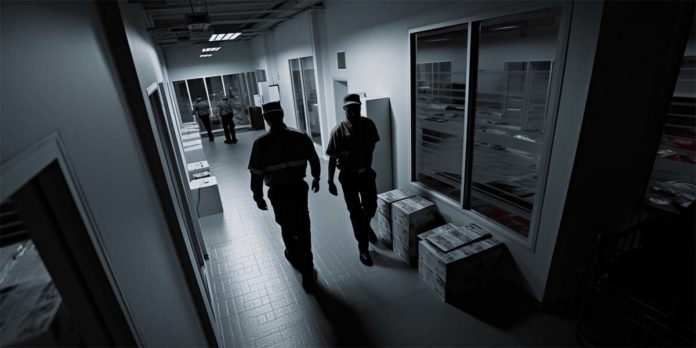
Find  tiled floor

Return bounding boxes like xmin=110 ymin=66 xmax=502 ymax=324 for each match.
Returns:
xmin=197 ymin=129 xmax=577 ymax=347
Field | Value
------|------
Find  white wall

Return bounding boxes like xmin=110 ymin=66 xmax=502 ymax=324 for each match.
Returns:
xmin=0 ymin=1 xmax=208 ymax=346
xmin=250 ymin=0 xmax=604 ymax=301
xmin=165 ymin=41 xmax=256 ymax=81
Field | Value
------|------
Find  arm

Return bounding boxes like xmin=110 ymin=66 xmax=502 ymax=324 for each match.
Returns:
xmin=248 ymin=143 xmax=268 ymax=210
xmin=328 ymin=156 xmax=337 ymax=183
xmin=307 ymin=137 xmax=321 ymax=193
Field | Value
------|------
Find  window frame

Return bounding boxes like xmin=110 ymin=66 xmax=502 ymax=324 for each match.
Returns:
xmin=408 ymin=3 xmax=572 ymax=250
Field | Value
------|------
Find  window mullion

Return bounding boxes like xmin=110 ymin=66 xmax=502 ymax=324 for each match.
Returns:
xmin=461 ymin=21 xmax=480 ymax=208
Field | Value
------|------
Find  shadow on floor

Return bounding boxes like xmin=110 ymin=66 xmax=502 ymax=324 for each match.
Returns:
xmin=313 ymin=284 xmax=374 ymax=346
xmin=448 ymin=279 xmax=542 ymax=330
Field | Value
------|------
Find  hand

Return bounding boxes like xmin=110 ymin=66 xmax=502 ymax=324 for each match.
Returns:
xmin=328 ymin=181 xmax=338 ymax=196
xmin=311 ymin=178 xmax=320 ymax=193
xmin=255 ymin=198 xmax=268 ymax=210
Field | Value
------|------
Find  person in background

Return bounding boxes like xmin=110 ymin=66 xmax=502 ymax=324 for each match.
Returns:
xmin=193 ymin=97 xmax=214 ymax=141
xmin=219 ymin=96 xmax=237 ymax=144
xmin=326 ymin=94 xmax=380 ymax=266
xmin=248 ymin=101 xmax=321 ymax=292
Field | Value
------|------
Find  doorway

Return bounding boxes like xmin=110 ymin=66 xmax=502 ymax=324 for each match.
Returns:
xmin=0 ymin=137 xmax=138 ymax=346
xmin=333 ymin=80 xmax=348 ymax=126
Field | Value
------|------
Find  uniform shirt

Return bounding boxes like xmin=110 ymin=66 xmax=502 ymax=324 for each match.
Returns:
xmin=193 ymin=100 xmax=210 ymax=117
xmin=219 ymin=101 xmax=234 ymax=116
xmin=326 ymin=117 xmax=380 ymax=173
xmin=248 ymin=125 xmax=320 ymax=190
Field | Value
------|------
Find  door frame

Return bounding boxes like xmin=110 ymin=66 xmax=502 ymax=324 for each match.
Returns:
xmin=0 ymin=133 xmax=141 ymax=346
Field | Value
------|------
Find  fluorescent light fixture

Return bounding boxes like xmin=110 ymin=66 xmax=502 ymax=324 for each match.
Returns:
xmin=209 ymin=32 xmax=242 ymax=41
xmin=212 ymin=47 xmax=221 ymax=51
xmin=199 ymin=54 xmax=213 ymax=58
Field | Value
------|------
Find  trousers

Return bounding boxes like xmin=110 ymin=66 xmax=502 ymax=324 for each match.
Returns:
xmin=199 ymin=115 xmax=213 ymax=140
xmin=339 ymin=169 xmax=377 ymax=253
xmin=268 ymin=182 xmax=313 ymax=274
xmin=221 ymin=114 xmax=237 ymax=141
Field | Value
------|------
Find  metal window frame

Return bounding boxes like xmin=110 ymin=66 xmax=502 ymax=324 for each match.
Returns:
xmin=408 ymin=2 xmax=573 ymax=250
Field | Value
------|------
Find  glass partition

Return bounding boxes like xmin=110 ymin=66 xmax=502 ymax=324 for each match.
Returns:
xmin=289 ymin=58 xmax=307 ymax=133
xmin=289 ymin=56 xmax=321 ymax=144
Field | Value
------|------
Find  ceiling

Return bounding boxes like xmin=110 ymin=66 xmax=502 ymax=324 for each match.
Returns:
xmin=135 ymin=0 xmax=325 ymax=47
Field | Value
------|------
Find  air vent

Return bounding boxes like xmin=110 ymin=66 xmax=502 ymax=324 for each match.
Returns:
xmin=337 ymin=51 xmax=346 ymax=69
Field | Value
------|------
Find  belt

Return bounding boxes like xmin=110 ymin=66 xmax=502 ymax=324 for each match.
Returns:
xmin=264 ymin=160 xmax=306 ymax=173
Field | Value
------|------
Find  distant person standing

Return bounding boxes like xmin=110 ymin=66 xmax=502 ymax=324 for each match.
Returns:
xmin=193 ymin=97 xmax=214 ymax=141
xmin=326 ymin=94 xmax=380 ymax=266
xmin=248 ymin=101 xmax=321 ymax=292
xmin=219 ymin=96 xmax=237 ymax=144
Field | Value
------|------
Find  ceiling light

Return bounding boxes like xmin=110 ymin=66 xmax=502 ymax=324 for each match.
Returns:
xmin=212 ymin=47 xmax=221 ymax=51
xmin=199 ymin=54 xmax=212 ymax=58
xmin=209 ymin=32 xmax=242 ymax=41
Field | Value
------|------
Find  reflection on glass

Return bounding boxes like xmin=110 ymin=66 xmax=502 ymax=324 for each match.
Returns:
xmin=470 ymin=8 xmax=561 ymax=237
xmin=644 ymin=26 xmax=696 ymax=215
xmin=173 ymin=80 xmax=193 ymax=123
xmin=222 ymin=73 xmax=251 ymax=126
xmin=414 ymin=25 xmax=468 ymax=201
xmin=289 ymin=58 xmax=307 ymax=133
xmin=301 ymin=57 xmax=321 ymax=144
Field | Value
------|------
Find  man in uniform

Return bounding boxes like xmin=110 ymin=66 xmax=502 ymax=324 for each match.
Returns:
xmin=193 ymin=97 xmax=214 ymax=142
xmin=248 ymin=101 xmax=321 ymax=291
xmin=326 ymin=94 xmax=380 ymax=266
xmin=219 ymin=96 xmax=237 ymax=144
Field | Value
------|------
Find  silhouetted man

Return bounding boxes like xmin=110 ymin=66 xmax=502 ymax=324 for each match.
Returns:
xmin=193 ymin=97 xmax=214 ymax=141
xmin=327 ymin=94 xmax=380 ymax=266
xmin=219 ymin=96 xmax=237 ymax=144
xmin=248 ymin=101 xmax=321 ymax=292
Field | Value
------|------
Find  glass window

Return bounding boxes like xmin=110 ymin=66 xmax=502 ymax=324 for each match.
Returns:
xmin=186 ymin=78 xmax=207 ymax=108
xmin=469 ymin=8 xmax=562 ymax=238
xmin=173 ymin=80 xmax=192 ymax=123
xmin=222 ymin=73 xmax=252 ymax=126
xmin=413 ymin=25 xmax=468 ymax=201
xmin=205 ymin=76 xmax=224 ymax=131
xmin=644 ymin=26 xmax=696 ymax=215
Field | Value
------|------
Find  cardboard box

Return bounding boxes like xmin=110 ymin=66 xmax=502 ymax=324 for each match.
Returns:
xmin=417 ymin=230 xmax=505 ymax=302
xmin=377 ymin=189 xmax=416 ymax=219
xmin=391 ymin=196 xmax=435 ymax=231
xmin=187 ymin=160 xmax=210 ymax=176
xmin=189 ymin=176 xmax=223 ymax=217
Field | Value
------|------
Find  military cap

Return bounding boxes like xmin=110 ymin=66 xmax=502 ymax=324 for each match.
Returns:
xmin=262 ymin=101 xmax=283 ymax=116
xmin=343 ymin=93 xmax=362 ymax=107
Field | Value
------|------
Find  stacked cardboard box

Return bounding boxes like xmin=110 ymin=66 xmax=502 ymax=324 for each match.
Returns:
xmin=373 ymin=189 xmax=416 ymax=248
xmin=391 ymin=196 xmax=436 ymax=265
xmin=417 ymin=222 xmax=505 ymax=302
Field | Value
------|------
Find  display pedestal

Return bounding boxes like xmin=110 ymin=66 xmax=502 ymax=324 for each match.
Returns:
xmin=189 ymin=177 xmax=223 ymax=217
xmin=187 ymin=161 xmax=209 ymax=175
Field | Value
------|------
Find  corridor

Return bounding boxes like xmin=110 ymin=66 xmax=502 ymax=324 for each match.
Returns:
xmin=197 ymin=130 xmax=575 ymax=347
